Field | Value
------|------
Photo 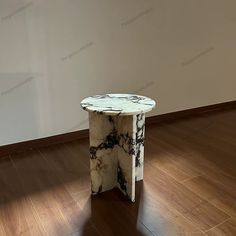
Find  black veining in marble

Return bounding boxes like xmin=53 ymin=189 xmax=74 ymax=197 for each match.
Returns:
xmin=81 ymin=94 xmax=155 ymax=114
xmin=90 ymin=114 xmax=145 ymax=196
xmin=89 ymin=115 xmax=144 ymax=160
xmin=135 ymin=113 xmax=145 ymax=167
xmin=117 ymin=162 xmax=128 ymax=196
xmin=89 ymin=116 xmax=118 ymax=159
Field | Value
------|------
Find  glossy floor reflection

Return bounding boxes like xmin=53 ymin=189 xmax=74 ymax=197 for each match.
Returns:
xmin=0 ymin=109 xmax=236 ymax=235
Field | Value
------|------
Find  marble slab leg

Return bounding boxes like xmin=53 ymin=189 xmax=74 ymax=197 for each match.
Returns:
xmin=134 ymin=113 xmax=145 ymax=181
xmin=88 ymin=112 xmax=146 ymax=202
xmin=116 ymin=115 xmax=136 ymax=202
xmin=89 ymin=112 xmax=118 ymax=194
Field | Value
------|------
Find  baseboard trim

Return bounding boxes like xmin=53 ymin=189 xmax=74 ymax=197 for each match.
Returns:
xmin=0 ymin=129 xmax=89 ymax=158
xmin=146 ymin=100 xmax=236 ymax=125
xmin=0 ymin=100 xmax=235 ymax=158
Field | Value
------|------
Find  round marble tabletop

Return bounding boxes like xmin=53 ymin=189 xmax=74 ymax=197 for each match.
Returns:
xmin=81 ymin=94 xmax=156 ymax=116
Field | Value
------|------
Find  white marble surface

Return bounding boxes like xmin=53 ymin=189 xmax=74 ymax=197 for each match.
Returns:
xmin=82 ymin=93 xmax=155 ymax=201
xmin=89 ymin=113 xmax=145 ymax=202
xmin=81 ymin=94 xmax=156 ymax=115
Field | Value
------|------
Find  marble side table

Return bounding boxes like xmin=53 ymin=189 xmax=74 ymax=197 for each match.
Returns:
xmin=81 ymin=94 xmax=156 ymax=202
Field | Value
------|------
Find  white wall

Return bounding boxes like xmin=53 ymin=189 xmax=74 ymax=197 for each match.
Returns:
xmin=0 ymin=0 xmax=236 ymax=146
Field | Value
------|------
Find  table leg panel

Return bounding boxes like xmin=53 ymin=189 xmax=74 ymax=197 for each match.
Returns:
xmin=89 ymin=113 xmax=118 ymax=194
xmin=117 ymin=115 xmax=136 ymax=202
xmin=135 ymin=114 xmax=145 ymax=181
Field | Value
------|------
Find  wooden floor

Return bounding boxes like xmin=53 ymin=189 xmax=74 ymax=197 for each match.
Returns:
xmin=0 ymin=109 xmax=236 ymax=236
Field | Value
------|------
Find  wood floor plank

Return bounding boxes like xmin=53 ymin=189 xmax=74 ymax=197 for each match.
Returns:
xmin=0 ymin=222 xmax=6 ymax=236
xmin=144 ymin=163 xmax=229 ymax=231
xmin=65 ymin=139 xmax=90 ymax=168
xmin=154 ymin=122 xmax=236 ymax=177
xmin=0 ymin=157 xmax=44 ymax=236
xmin=0 ymin=109 xmax=235 ymax=235
xmin=145 ymin=137 xmax=194 ymax=181
xmin=11 ymin=150 xmax=91 ymax=236
xmin=146 ymin=131 xmax=203 ymax=178
xmin=175 ymin=118 xmax=236 ymax=160
xmin=147 ymin=126 xmax=236 ymax=188
xmin=206 ymin=218 xmax=236 ymax=236
xmin=210 ymin=109 xmax=236 ymax=128
xmin=39 ymin=144 xmax=90 ymax=195
xmin=183 ymin=176 xmax=236 ymax=217
xmin=75 ymin=189 xmax=154 ymax=236
xmin=177 ymin=115 xmax=236 ymax=147
xmin=70 ymin=225 xmax=101 ymax=236
xmin=118 ymin=181 xmax=204 ymax=236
